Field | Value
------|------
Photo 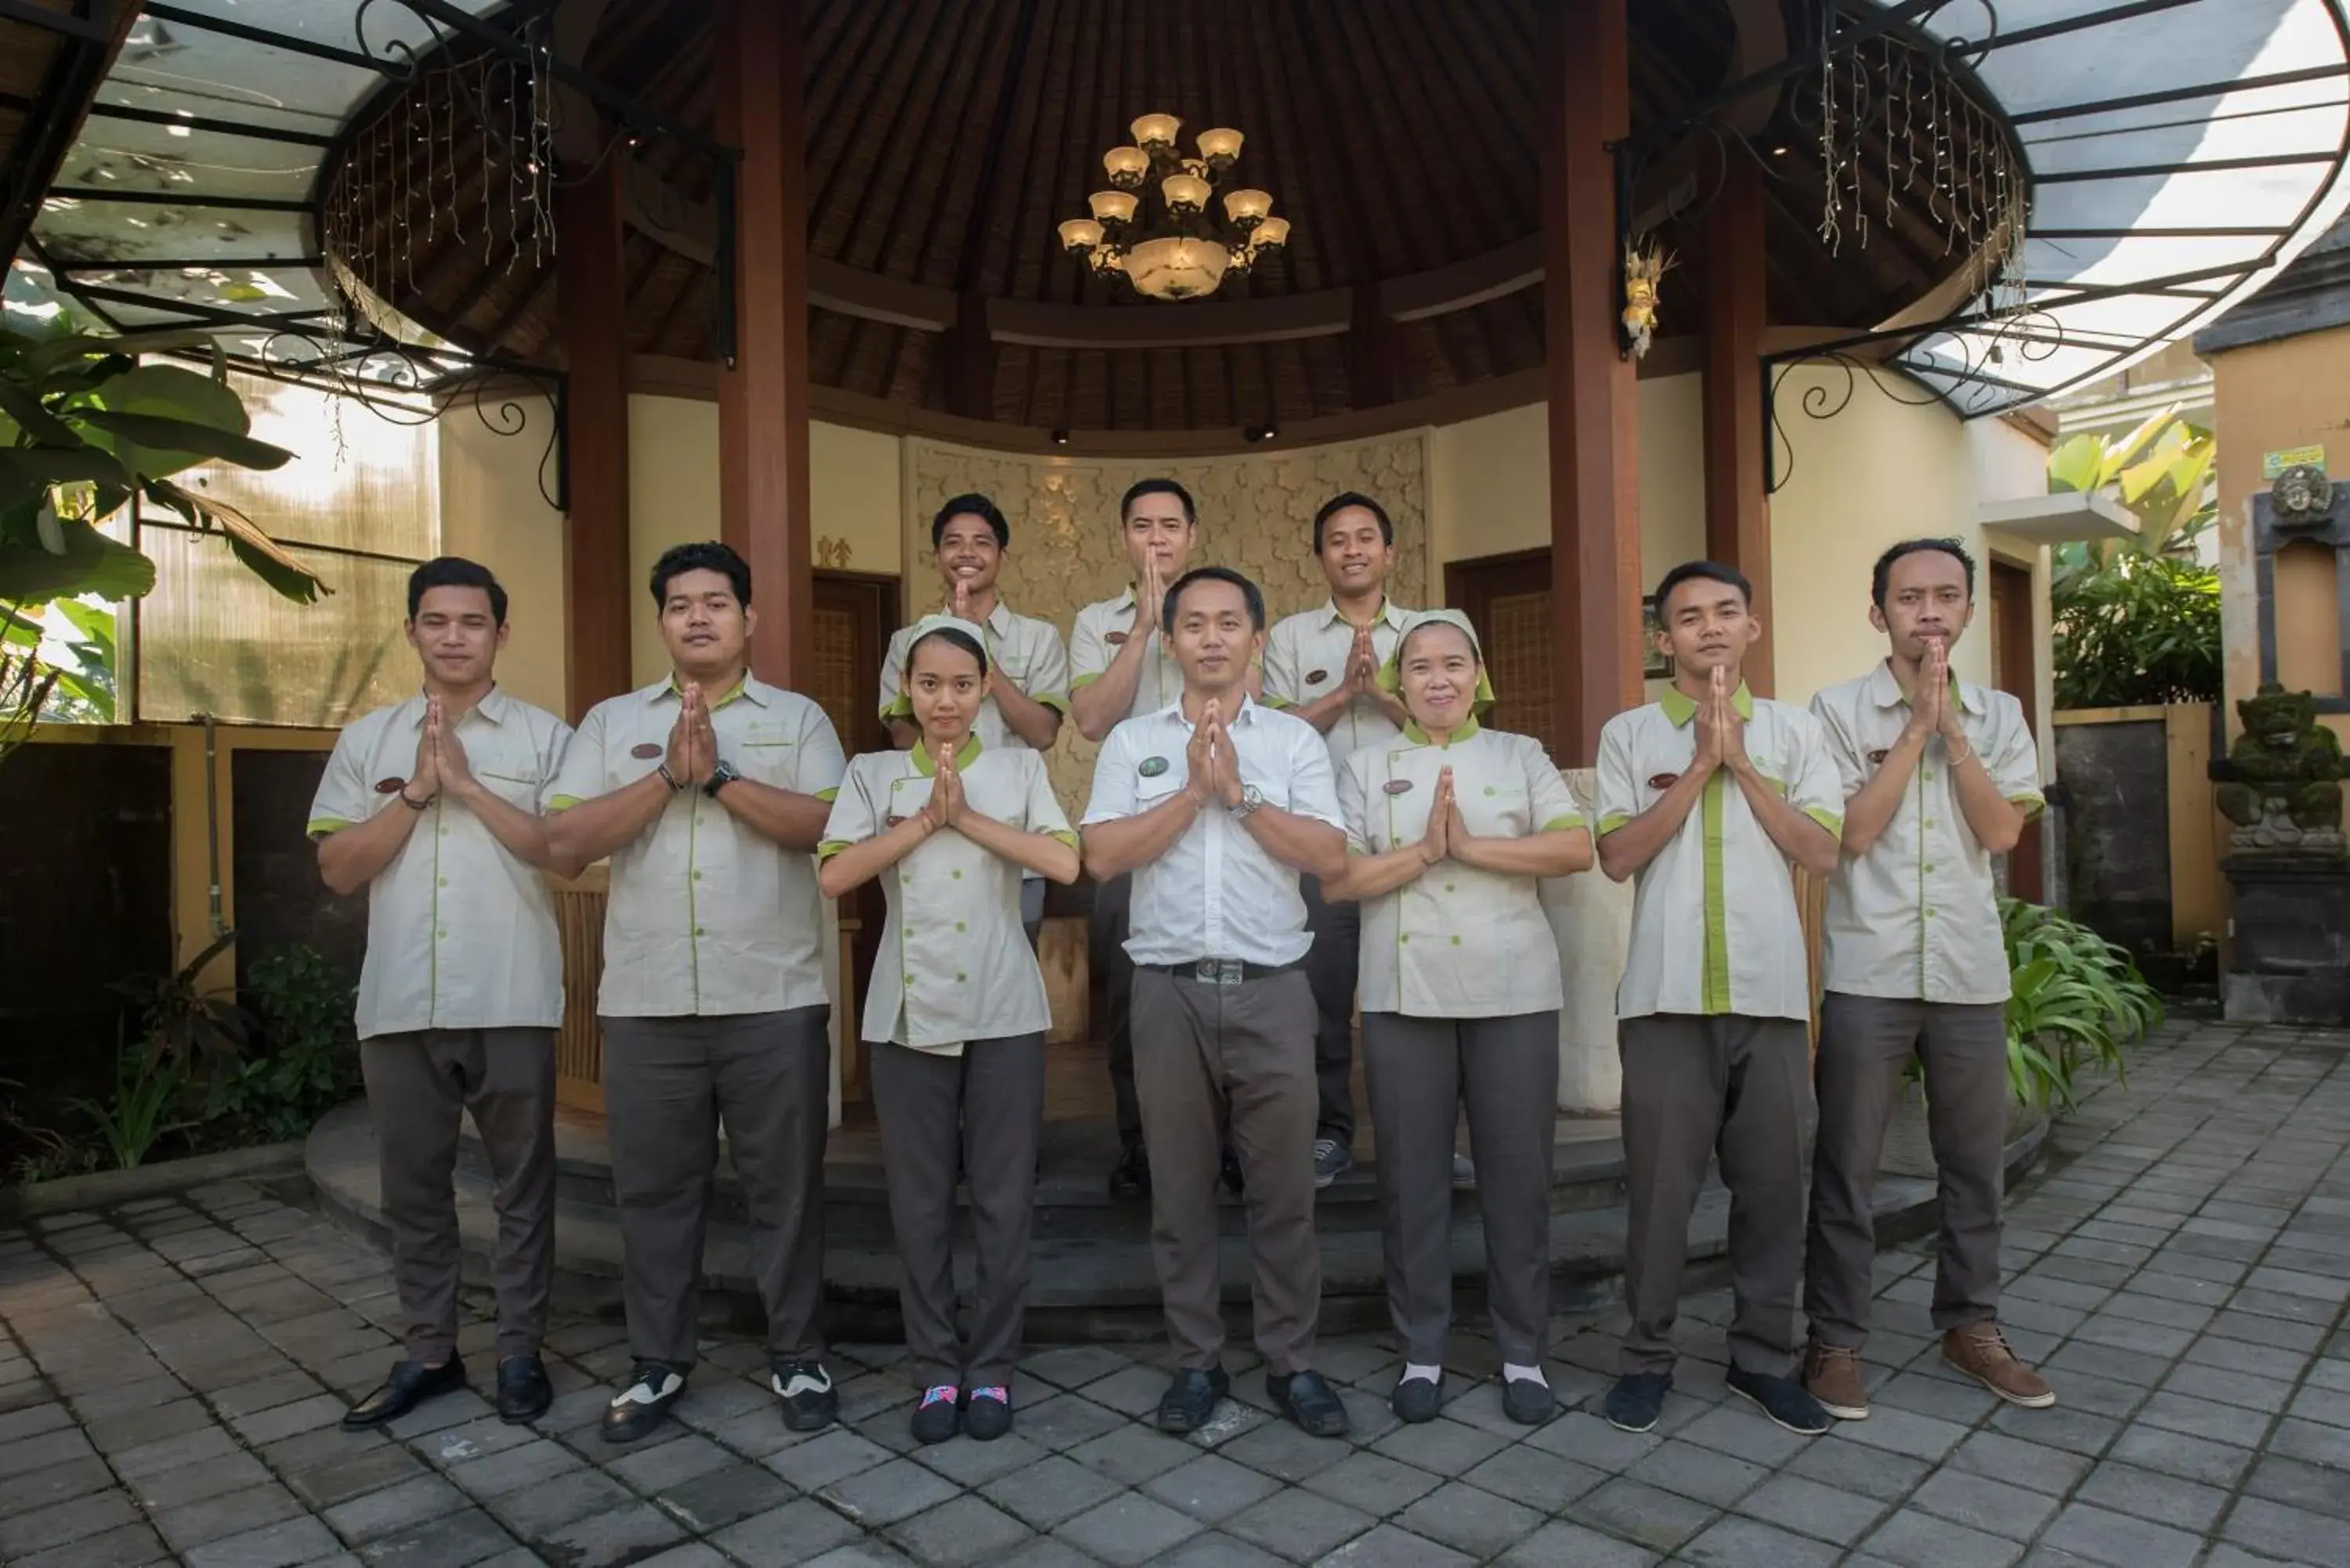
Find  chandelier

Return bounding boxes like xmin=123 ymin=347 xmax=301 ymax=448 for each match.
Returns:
xmin=1058 ymin=114 xmax=1289 ymax=302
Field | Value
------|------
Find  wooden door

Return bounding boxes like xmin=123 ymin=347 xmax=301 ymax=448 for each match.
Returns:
xmin=812 ymin=570 xmax=901 ymax=1108
xmin=1446 ymin=549 xmax=1559 ymax=757
xmin=1988 ymin=558 xmax=2044 ymax=902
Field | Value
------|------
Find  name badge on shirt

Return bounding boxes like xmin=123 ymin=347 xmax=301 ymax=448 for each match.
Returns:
xmin=1382 ymin=779 xmax=1414 ymax=795
xmin=374 ymin=776 xmax=406 ymax=794
xmin=1139 ymin=756 xmax=1170 ymax=777
xmin=1867 ymin=748 xmax=1890 ymax=766
xmin=1647 ymin=772 xmax=1680 ymax=789
xmin=1106 ymin=630 xmax=1129 ymax=645
xmin=631 ymin=742 xmax=663 ymax=759
xmin=1307 ymin=669 xmax=1329 ymax=685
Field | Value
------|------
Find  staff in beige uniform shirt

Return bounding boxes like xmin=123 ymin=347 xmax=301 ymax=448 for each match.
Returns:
xmin=877 ymin=493 xmax=1069 ymax=940
xmin=1324 ymin=609 xmax=1591 ymax=1427
xmin=1802 ymin=537 xmax=2055 ymax=1423
xmin=309 ymin=558 xmax=573 ymax=1430
xmin=822 ymin=616 xmax=1079 ymax=1447
xmin=545 ymin=541 xmax=848 ymax=1446
xmin=1593 ymin=560 xmax=1843 ymax=1440
xmin=1261 ymin=491 xmax=1416 ymax=1187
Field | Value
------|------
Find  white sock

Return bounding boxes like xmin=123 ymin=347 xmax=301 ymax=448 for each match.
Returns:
xmin=1503 ymin=1363 xmax=1548 ymax=1386
xmin=1400 ymin=1363 xmax=1442 ymax=1386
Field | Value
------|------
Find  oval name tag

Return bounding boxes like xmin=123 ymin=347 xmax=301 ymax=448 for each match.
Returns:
xmin=374 ymin=776 xmax=406 ymax=794
xmin=1647 ymin=772 xmax=1680 ymax=789
xmin=885 ymin=814 xmax=907 ymax=827
xmin=1306 ymin=668 xmax=1329 ymax=685
xmin=1105 ymin=630 xmax=1129 ymax=645
xmin=1867 ymin=748 xmax=1890 ymax=765
xmin=1139 ymin=756 xmax=1170 ymax=777
xmin=1382 ymin=778 xmax=1414 ymax=795
xmin=631 ymin=742 xmax=663 ymax=760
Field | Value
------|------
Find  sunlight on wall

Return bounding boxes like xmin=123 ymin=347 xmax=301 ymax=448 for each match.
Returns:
xmin=439 ymin=393 xmax=568 ymax=717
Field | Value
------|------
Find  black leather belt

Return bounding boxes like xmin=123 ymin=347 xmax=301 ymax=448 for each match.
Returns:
xmin=1140 ymin=959 xmax=1304 ymax=986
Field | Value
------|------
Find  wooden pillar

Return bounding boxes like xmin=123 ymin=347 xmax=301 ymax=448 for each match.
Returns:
xmin=555 ymin=154 xmax=633 ymax=720
xmin=1703 ymin=153 xmax=1774 ymax=695
xmin=715 ymin=0 xmax=813 ymax=688
xmin=1542 ymin=0 xmax=1643 ymax=766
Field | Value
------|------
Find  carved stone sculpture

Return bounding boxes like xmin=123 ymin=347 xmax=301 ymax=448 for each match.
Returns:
xmin=2214 ymin=683 xmax=2348 ymax=853
xmin=2272 ymin=463 xmax=2335 ymax=529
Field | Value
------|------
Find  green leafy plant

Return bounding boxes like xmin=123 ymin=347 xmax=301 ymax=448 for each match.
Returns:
xmin=2048 ymin=406 xmax=2215 ymax=564
xmin=2052 ymin=555 xmax=2221 ymax=708
xmin=67 ymin=1031 xmax=196 ymax=1170
xmin=205 ymin=945 xmax=359 ymax=1145
xmin=2001 ymin=898 xmax=2164 ymax=1111
xmin=111 ymin=930 xmax=253 ymax=1068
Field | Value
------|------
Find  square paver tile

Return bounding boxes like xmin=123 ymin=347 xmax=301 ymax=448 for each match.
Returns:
xmin=1056 ymin=1490 xmax=1209 ymax=1566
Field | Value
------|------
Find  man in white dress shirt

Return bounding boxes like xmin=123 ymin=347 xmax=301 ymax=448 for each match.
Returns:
xmin=1081 ymin=566 xmax=1354 ymax=1440
xmin=1803 ymin=538 xmax=2054 ymax=1422
xmin=308 ymin=558 xmax=573 ymax=1430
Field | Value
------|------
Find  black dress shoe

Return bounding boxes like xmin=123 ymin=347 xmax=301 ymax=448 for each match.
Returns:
xmin=1391 ymin=1374 xmax=1442 ymax=1424
xmin=1108 ymin=1142 xmax=1151 ymax=1200
xmin=1155 ymin=1366 xmax=1230 ymax=1433
xmin=1501 ymin=1376 xmax=1557 ymax=1426
xmin=495 ymin=1355 xmax=553 ymax=1424
xmin=342 ymin=1357 xmax=466 ymax=1430
xmin=1268 ymin=1369 xmax=1351 ymax=1437
xmin=602 ymin=1363 xmax=686 ymax=1444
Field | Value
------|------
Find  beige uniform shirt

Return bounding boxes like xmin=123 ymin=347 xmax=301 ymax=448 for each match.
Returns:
xmin=877 ymin=599 xmax=1070 ymax=750
xmin=1080 ymin=697 xmax=1343 ymax=966
xmin=1595 ymin=686 xmax=1845 ymax=1022
xmin=1264 ymin=597 xmax=1414 ymax=770
xmin=306 ymin=688 xmax=571 ymax=1041
xmin=549 ymin=677 xmax=846 ymax=1018
xmin=1068 ymin=588 xmax=1187 ymax=724
xmin=1811 ymin=663 xmax=2045 ymax=1004
xmin=1337 ymin=722 xmax=1583 ymax=1018
xmin=819 ymin=742 xmax=1076 ymax=1053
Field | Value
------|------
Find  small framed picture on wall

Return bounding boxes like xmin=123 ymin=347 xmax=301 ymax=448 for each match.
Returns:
xmin=1641 ymin=594 xmax=1674 ymax=680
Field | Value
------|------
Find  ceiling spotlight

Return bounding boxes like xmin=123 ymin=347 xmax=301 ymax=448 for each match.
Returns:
xmin=1050 ymin=428 xmax=1070 ymax=446
xmin=1245 ymin=423 xmax=1277 ymax=443
xmin=1771 ymin=144 xmax=1790 ymax=157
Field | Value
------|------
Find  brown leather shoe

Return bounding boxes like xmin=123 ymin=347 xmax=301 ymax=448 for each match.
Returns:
xmin=1942 ymin=1324 xmax=2056 ymax=1408
xmin=1802 ymin=1340 xmax=1869 ymax=1422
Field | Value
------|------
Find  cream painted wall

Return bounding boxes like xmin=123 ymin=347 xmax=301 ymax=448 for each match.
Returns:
xmin=439 ymin=393 xmax=569 ymax=717
xmin=620 ymin=397 xmax=904 ymax=685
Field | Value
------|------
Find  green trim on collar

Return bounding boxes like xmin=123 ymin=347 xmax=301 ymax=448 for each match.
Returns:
xmin=909 ymin=735 xmax=985 ymax=775
xmin=1401 ymin=717 xmax=1482 ymax=747
xmin=1660 ymin=681 xmax=1755 ymax=728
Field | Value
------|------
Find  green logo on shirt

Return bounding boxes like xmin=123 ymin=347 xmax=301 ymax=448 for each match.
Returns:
xmin=1139 ymin=756 xmax=1170 ymax=777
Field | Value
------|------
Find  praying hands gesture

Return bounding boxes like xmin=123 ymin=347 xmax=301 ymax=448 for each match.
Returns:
xmin=664 ymin=682 xmax=718 ymax=789
xmin=1904 ymin=638 xmax=1970 ymax=753
xmin=427 ymin=698 xmax=477 ymax=800
xmin=920 ymin=740 xmax=968 ymax=833
xmin=1134 ymin=556 xmax=1167 ymax=635
xmin=1417 ymin=766 xmax=1455 ymax=865
xmin=1689 ymin=666 xmax=1752 ymax=779
xmin=1184 ymin=699 xmax=1246 ymax=810
xmin=1344 ymin=626 xmax=1379 ymax=698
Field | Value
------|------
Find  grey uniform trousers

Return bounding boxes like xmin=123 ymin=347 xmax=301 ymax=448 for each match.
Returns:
xmin=1090 ymin=873 xmax=1143 ymax=1145
xmin=360 ymin=1027 xmax=556 ymax=1364
xmin=869 ymin=1035 xmax=1047 ymax=1389
xmin=1806 ymin=995 xmax=2009 ymax=1347
xmin=1132 ymin=966 xmax=1321 ymax=1375
xmin=600 ymin=1006 xmax=831 ymax=1369
xmin=1361 ymin=1010 xmax=1559 ymax=1366
xmin=1300 ymin=875 xmax=1360 ymax=1148
xmin=1618 ymin=1014 xmax=1813 ymax=1377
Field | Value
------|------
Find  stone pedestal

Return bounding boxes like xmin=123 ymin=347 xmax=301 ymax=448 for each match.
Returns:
xmin=1546 ymin=768 xmax=1631 ymax=1114
xmin=2221 ymin=852 xmax=2350 ymax=1023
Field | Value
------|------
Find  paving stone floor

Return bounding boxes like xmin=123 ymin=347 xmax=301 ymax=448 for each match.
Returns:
xmin=2 ymin=1017 xmax=2345 ymax=1568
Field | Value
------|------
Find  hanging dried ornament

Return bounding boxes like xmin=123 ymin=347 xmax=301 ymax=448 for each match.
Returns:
xmin=1817 ymin=3 xmax=1842 ymax=253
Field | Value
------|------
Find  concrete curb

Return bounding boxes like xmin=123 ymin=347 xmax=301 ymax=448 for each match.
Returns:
xmin=0 ymin=1140 xmax=306 ymax=1221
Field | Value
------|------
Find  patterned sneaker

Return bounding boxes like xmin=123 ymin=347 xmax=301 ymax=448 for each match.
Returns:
xmin=964 ymin=1386 xmax=1013 ymax=1441
xmin=1943 ymin=1324 xmax=2055 ymax=1409
xmin=909 ymin=1384 xmax=960 ymax=1444
xmin=772 ymin=1358 xmax=839 ymax=1432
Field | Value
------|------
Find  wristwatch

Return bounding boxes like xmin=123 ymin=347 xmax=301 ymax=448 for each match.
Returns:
xmin=1232 ymin=783 xmax=1265 ymax=818
xmin=704 ymin=760 xmax=741 ymax=798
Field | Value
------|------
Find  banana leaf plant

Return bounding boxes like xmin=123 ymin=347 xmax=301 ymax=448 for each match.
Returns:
xmin=0 ymin=327 xmax=327 ymax=762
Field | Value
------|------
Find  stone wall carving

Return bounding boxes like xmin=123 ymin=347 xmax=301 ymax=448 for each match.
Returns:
xmin=904 ymin=433 xmax=1432 ymax=808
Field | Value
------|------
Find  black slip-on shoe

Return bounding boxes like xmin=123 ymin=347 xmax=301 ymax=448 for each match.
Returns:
xmin=1726 ymin=1366 xmax=1831 ymax=1436
xmin=1391 ymin=1374 xmax=1442 ymax=1424
xmin=1268 ymin=1369 xmax=1351 ymax=1438
xmin=964 ymin=1386 xmax=1013 ymax=1441
xmin=1108 ymin=1142 xmax=1151 ymax=1201
xmin=1502 ymin=1376 xmax=1558 ymax=1425
xmin=909 ymin=1385 xmax=960 ymax=1444
xmin=1601 ymin=1371 xmax=1672 ymax=1434
xmin=773 ymin=1358 xmax=839 ymax=1433
xmin=494 ymin=1355 xmax=553 ymax=1425
xmin=1155 ymin=1366 xmax=1230 ymax=1433
xmin=602 ymin=1363 xmax=685 ymax=1444
xmin=342 ymin=1356 xmax=467 ymax=1430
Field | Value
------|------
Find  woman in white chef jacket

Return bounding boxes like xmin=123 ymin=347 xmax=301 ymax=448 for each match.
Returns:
xmin=818 ymin=616 xmax=1081 ymax=1446
xmin=1324 ymin=609 xmax=1593 ymax=1428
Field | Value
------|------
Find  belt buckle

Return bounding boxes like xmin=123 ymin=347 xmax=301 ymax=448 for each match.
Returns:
xmin=1213 ymin=959 xmax=1245 ymax=987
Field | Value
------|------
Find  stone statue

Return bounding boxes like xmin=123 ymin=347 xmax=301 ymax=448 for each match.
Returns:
xmin=2272 ymin=464 xmax=2335 ymax=529
xmin=2214 ymin=683 xmax=2348 ymax=853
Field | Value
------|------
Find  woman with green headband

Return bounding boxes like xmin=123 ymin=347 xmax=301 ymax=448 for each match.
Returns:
xmin=1322 ymin=607 xmax=1594 ymax=1426
xmin=817 ymin=616 xmax=1081 ymax=1445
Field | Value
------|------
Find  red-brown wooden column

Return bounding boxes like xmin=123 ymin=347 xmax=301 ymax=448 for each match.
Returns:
xmin=1703 ymin=153 xmax=1774 ymax=695
xmin=1542 ymin=0 xmax=1643 ymax=766
xmin=555 ymin=153 xmax=634 ymax=720
xmin=715 ymin=0 xmax=813 ymax=688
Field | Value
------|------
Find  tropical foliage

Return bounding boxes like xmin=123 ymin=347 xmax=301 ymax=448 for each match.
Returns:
xmin=2048 ymin=410 xmax=2222 ymax=708
xmin=2000 ymin=898 xmax=2164 ymax=1111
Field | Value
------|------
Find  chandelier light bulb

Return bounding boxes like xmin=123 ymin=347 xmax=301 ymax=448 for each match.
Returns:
xmin=1130 ymin=112 xmax=1183 ymax=150
xmin=1251 ymin=215 xmax=1290 ymax=247
xmin=1196 ymin=127 xmax=1244 ymax=163
xmin=1088 ymin=190 xmax=1138 ymax=226
xmin=1162 ymin=173 xmax=1210 ymax=214
xmin=1223 ymin=188 xmax=1273 ymax=227
xmin=1103 ymin=145 xmax=1150 ymax=186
